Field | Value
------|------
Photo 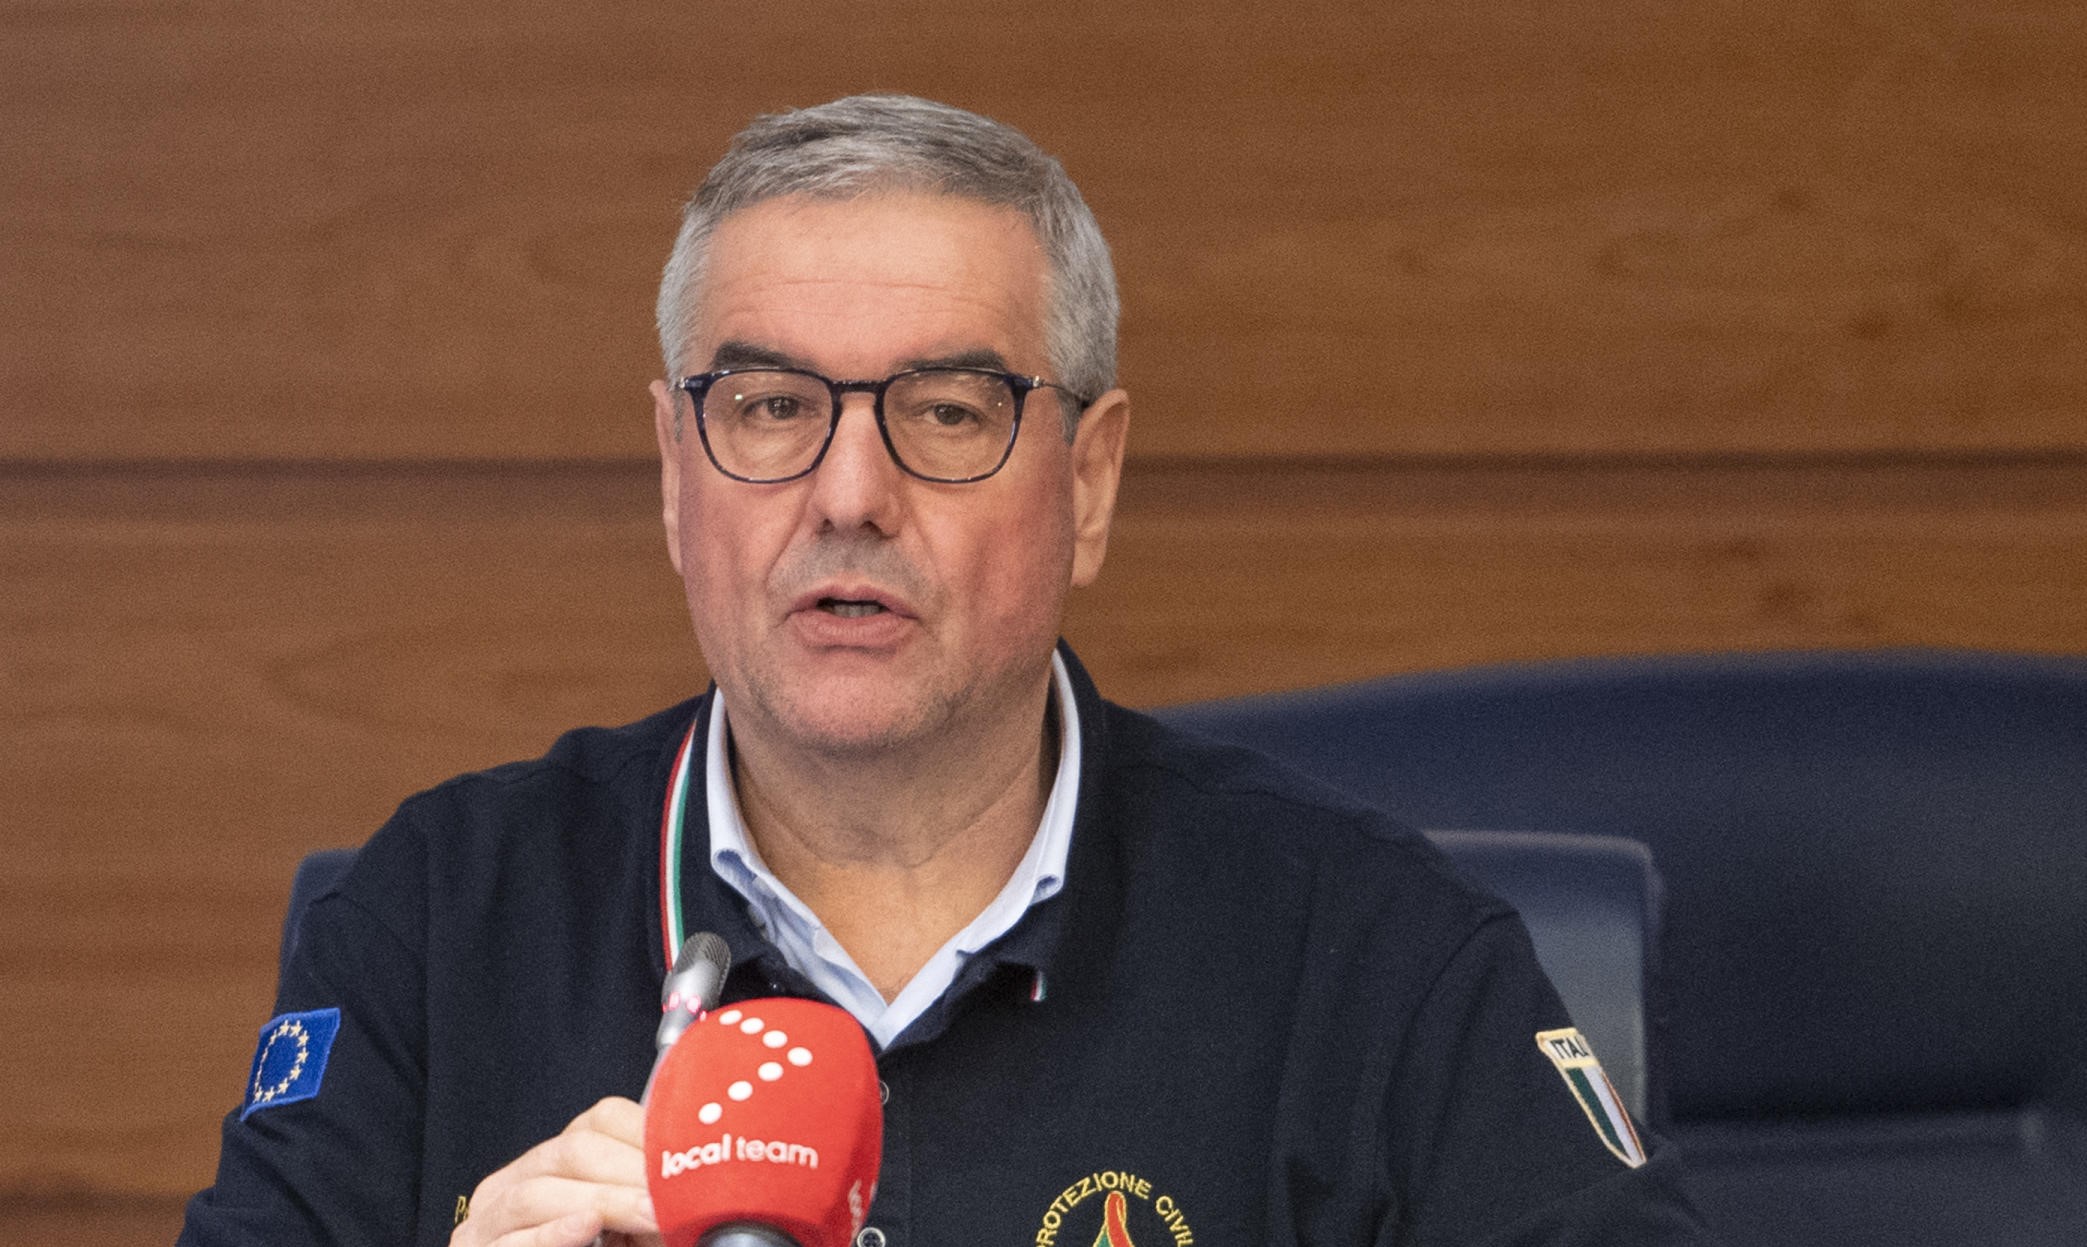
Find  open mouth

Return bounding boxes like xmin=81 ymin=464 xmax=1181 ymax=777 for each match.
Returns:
xmin=818 ymin=598 xmax=887 ymax=619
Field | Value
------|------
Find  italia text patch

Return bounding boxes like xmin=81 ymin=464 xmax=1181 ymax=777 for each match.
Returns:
xmin=242 ymin=1008 xmax=341 ymax=1120
xmin=1535 ymin=1027 xmax=1645 ymax=1167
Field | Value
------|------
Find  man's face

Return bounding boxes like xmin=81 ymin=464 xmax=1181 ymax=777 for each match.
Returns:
xmin=650 ymin=192 xmax=1127 ymax=760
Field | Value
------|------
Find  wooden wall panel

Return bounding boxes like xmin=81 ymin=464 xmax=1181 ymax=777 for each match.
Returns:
xmin=6 ymin=457 xmax=2086 ymax=1196
xmin=7 ymin=1 xmax=2085 ymax=463
xmin=1081 ymin=455 xmax=2087 ymax=701
xmin=0 ymin=1196 xmax=186 ymax=1247
xmin=2 ymin=465 xmax=701 ymax=1197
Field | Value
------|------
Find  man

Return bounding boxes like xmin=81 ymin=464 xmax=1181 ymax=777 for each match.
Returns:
xmin=183 ymin=95 xmax=1708 ymax=1245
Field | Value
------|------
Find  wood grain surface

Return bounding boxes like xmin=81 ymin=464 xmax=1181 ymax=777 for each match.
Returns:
xmin=7 ymin=456 xmax=2087 ymax=1196
xmin=6 ymin=1 xmax=2084 ymax=462
xmin=0 ymin=1195 xmax=187 ymax=1246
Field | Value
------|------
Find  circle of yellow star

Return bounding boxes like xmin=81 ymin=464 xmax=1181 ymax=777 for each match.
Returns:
xmin=251 ymin=1019 xmax=312 ymax=1105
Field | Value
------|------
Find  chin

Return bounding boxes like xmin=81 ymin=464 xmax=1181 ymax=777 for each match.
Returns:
xmin=788 ymin=708 xmax=949 ymax=761
xmin=749 ymin=678 xmax=951 ymax=757
xmin=722 ymin=643 xmax=1050 ymax=760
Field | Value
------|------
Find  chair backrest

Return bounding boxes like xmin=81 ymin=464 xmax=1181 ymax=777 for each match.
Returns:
xmin=278 ymin=846 xmax=356 ymax=984
xmin=1158 ymin=649 xmax=2087 ymax=1124
xmin=1424 ymin=829 xmax=1662 ymax=1125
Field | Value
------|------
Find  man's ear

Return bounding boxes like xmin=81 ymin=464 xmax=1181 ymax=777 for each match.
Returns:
xmin=1068 ymin=389 xmax=1130 ymax=588
xmin=651 ymin=379 xmax=685 ymax=576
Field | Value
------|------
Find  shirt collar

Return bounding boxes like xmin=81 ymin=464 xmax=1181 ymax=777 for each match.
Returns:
xmin=702 ymin=652 xmax=1082 ymax=1044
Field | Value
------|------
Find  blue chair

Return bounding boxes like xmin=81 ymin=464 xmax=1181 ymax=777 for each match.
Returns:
xmin=277 ymin=846 xmax=355 ymax=984
xmin=1157 ymin=648 xmax=2087 ymax=1246
xmin=1418 ymin=829 xmax=1663 ymax=1126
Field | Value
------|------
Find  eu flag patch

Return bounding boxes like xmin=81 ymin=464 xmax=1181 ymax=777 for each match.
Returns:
xmin=241 ymin=1008 xmax=341 ymax=1120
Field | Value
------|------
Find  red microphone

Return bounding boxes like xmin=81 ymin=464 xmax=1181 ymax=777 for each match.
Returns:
xmin=644 ymin=997 xmax=882 ymax=1247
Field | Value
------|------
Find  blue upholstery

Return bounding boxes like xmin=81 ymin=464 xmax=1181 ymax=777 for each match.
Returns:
xmin=277 ymin=846 xmax=354 ymax=985
xmin=1158 ymin=648 xmax=2087 ymax=1245
xmin=1421 ymin=829 xmax=1662 ymax=1126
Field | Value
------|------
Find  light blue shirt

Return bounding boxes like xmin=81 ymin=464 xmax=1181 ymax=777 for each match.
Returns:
xmin=705 ymin=652 xmax=1081 ymax=1047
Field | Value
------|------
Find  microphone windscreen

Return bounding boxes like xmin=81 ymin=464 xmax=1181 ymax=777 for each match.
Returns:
xmin=657 ymin=932 xmax=733 ymax=1053
xmin=645 ymin=997 xmax=882 ymax=1247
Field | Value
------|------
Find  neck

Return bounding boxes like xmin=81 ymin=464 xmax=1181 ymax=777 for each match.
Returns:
xmin=726 ymin=672 xmax=1060 ymax=999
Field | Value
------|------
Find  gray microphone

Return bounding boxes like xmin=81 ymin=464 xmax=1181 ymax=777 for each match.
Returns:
xmin=656 ymin=931 xmax=732 ymax=1053
xmin=606 ymin=935 xmax=735 ymax=1247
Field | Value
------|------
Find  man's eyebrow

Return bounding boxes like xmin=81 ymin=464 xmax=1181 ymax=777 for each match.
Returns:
xmin=705 ymin=342 xmax=1019 ymax=377
xmin=707 ymin=341 xmax=808 ymax=371
xmin=898 ymin=348 xmax=1014 ymax=374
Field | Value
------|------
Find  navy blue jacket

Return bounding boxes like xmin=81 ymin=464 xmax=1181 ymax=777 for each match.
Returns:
xmin=182 ymin=651 xmax=1708 ymax=1245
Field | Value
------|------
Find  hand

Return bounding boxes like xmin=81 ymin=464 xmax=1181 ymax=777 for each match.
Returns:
xmin=450 ymin=1096 xmax=663 ymax=1247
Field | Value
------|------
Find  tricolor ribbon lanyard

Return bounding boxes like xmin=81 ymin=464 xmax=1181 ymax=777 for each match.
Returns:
xmin=657 ymin=719 xmax=701 ymax=969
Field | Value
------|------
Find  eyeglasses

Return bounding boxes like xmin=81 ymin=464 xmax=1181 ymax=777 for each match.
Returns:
xmin=675 ymin=366 xmax=1092 ymax=485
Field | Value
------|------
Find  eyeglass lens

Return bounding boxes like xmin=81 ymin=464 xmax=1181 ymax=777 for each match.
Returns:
xmin=700 ymin=369 xmax=1018 ymax=482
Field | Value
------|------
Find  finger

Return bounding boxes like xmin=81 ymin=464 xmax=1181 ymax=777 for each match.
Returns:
xmin=592 ymin=1184 xmax=659 ymax=1238
xmin=456 ymin=1098 xmax=655 ymax=1243
xmin=565 ymin=1095 xmax=645 ymax=1146
xmin=492 ymin=1176 xmax=657 ymax=1239
xmin=452 ymin=1205 xmax=601 ymax=1247
xmin=533 ymin=1122 xmax=651 ymax=1189
xmin=481 ymin=1114 xmax=648 ymax=1198
xmin=461 ymin=1158 xmax=654 ymax=1244
xmin=510 ymin=1208 xmax=601 ymax=1247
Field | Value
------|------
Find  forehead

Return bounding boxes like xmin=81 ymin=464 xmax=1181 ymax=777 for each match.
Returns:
xmin=690 ymin=192 xmax=1050 ymax=374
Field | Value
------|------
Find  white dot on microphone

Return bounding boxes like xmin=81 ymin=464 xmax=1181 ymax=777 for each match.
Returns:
xmin=758 ymin=1061 xmax=783 ymax=1081
xmin=728 ymin=1080 xmax=753 ymax=1101
xmin=698 ymin=1102 xmax=722 ymax=1125
xmin=788 ymin=1047 xmax=812 ymax=1067
xmin=763 ymin=1030 xmax=788 ymax=1048
xmin=739 ymin=1017 xmax=765 ymax=1035
xmin=718 ymin=1009 xmax=742 ymax=1025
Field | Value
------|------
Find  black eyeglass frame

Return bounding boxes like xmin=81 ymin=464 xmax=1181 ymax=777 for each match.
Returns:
xmin=675 ymin=366 xmax=1094 ymax=485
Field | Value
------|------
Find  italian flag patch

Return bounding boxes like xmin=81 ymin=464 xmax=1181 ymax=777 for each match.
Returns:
xmin=1535 ymin=1027 xmax=1646 ymax=1168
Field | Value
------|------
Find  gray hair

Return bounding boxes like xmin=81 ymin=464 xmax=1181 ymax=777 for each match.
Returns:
xmin=656 ymin=94 xmax=1118 ymax=434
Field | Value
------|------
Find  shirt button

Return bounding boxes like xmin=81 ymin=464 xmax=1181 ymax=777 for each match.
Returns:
xmin=878 ymin=1079 xmax=890 ymax=1105
xmin=856 ymin=1227 xmax=887 ymax=1247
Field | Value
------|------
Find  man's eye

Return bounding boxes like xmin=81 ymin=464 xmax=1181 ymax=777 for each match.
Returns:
xmin=925 ymin=402 xmax=981 ymax=428
xmin=737 ymin=394 xmax=805 ymax=422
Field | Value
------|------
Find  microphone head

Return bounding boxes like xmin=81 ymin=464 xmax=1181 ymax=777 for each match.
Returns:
xmin=665 ymin=933 xmax=733 ymax=1008
xmin=645 ymin=997 xmax=882 ymax=1247
xmin=658 ymin=932 xmax=733 ymax=1052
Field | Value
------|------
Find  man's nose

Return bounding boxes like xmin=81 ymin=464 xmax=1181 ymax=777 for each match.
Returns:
xmin=805 ymin=395 xmax=906 ymax=532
